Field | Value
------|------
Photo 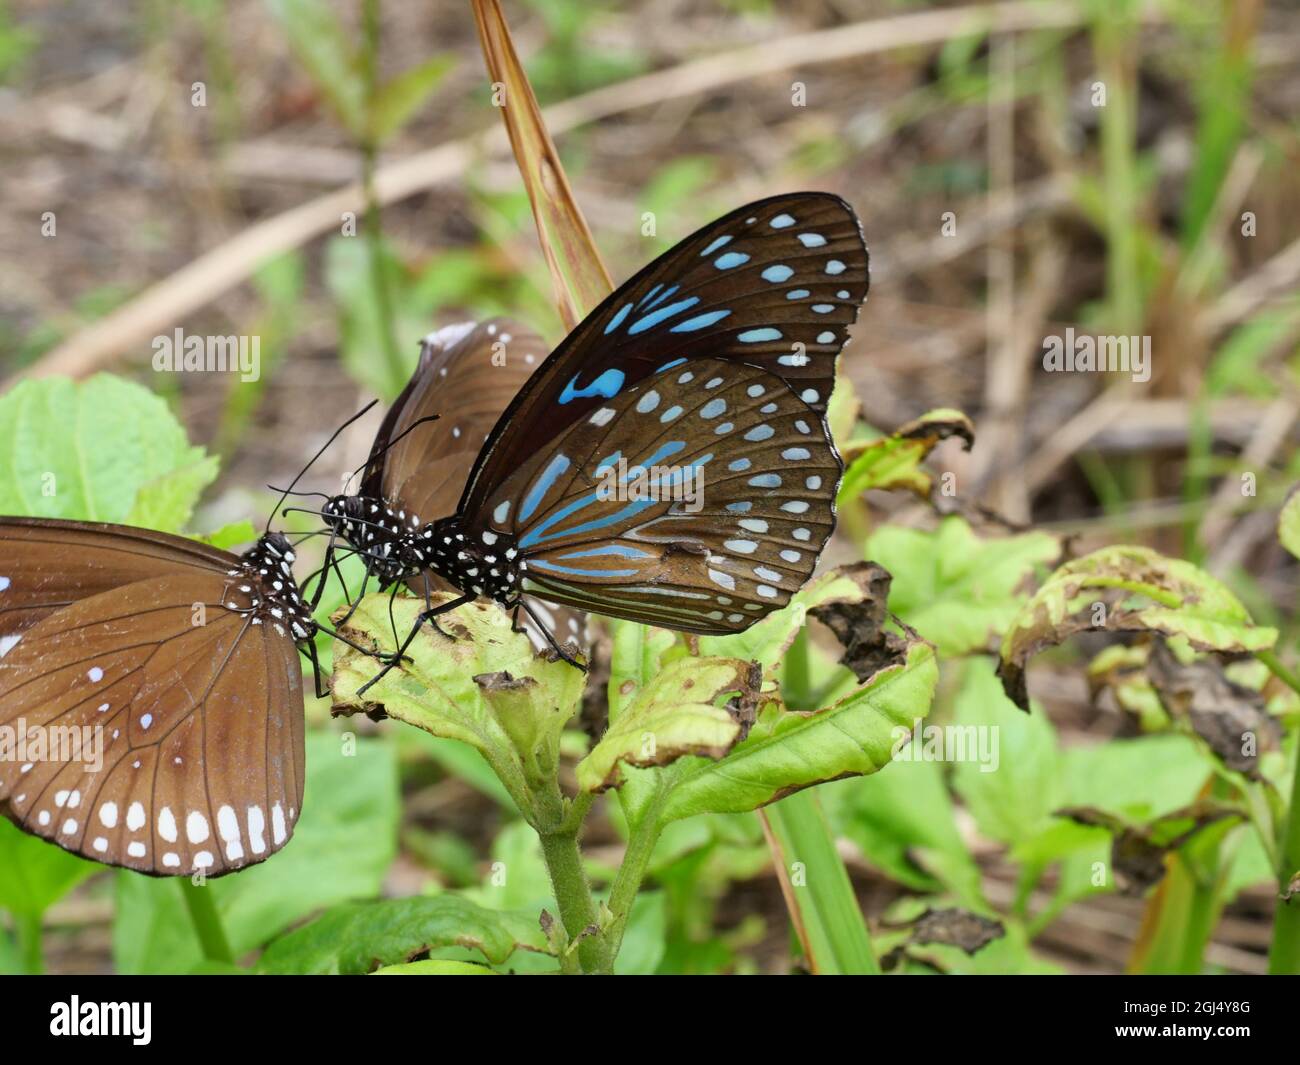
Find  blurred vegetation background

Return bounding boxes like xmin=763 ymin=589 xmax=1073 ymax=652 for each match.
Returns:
xmin=1 ymin=0 xmax=1298 ymax=974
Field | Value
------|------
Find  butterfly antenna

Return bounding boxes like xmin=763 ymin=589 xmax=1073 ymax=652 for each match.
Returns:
xmin=265 ymin=399 xmax=379 ymax=535
xmin=347 ymin=413 xmax=441 ymax=481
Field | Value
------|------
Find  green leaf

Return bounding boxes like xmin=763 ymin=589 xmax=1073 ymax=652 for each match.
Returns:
xmin=195 ymin=519 xmax=257 ymax=551
xmin=124 ymin=455 xmax=220 ymax=531
xmin=828 ymin=756 xmax=983 ymax=904
xmin=373 ymin=959 xmax=500 ymax=975
xmin=331 ymin=593 xmax=585 ymax=817
xmin=577 ymin=657 xmax=758 ymax=794
xmin=837 ymin=409 xmax=974 ymax=503
xmin=866 ymin=516 xmax=1061 ymax=656
xmin=265 ymin=0 xmax=366 ymax=139
xmin=661 ymin=641 xmax=939 ymax=821
xmin=951 ymin=658 xmax=1061 ymax=845
xmin=369 ymin=55 xmax=455 ymax=143
xmin=613 ymin=891 xmax=667 ymax=975
xmin=1279 ymin=486 xmax=1300 ymax=560
xmin=0 ymin=375 xmax=217 ymax=529
xmin=998 ymin=544 xmax=1278 ymax=710
xmin=0 ymin=818 xmax=100 ymax=919
xmin=257 ymin=895 xmax=551 ymax=974
xmin=113 ymin=733 xmax=399 ymax=973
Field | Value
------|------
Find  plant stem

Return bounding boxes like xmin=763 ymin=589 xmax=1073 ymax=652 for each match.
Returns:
xmin=178 ymin=879 xmax=234 ymax=965
xmin=15 ymin=913 xmax=43 ymax=975
xmin=537 ymin=825 xmax=605 ymax=973
xmin=602 ymin=807 xmax=665 ymax=965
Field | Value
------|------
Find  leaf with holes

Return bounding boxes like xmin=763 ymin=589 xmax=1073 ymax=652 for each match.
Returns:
xmin=998 ymin=545 xmax=1277 ymax=711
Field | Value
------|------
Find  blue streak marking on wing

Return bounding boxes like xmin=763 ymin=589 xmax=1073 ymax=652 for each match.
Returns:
xmin=559 ymin=368 xmax=625 ymax=404
xmin=604 ymin=302 xmax=633 ymax=335
xmin=637 ymin=283 xmax=663 ymax=308
xmin=738 ymin=328 xmax=782 ymax=343
xmin=628 ymin=297 xmax=700 ymax=335
xmin=641 ymin=284 xmax=678 ymax=311
xmin=700 ymin=236 xmax=732 ymax=256
xmin=519 ymin=454 xmax=571 ymax=522
xmin=529 ymin=559 xmax=638 ymax=578
xmin=670 ymin=310 xmax=731 ymax=333
xmin=555 ymin=545 xmax=655 ymax=560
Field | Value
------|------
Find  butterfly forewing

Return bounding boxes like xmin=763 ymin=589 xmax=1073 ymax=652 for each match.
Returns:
xmin=0 ymin=518 xmax=236 ymax=644
xmin=460 ymin=192 xmax=867 ymax=522
xmin=0 ymin=520 xmax=309 ymax=876
xmin=363 ymin=320 xmax=550 ymax=524
xmin=484 ymin=358 xmax=841 ymax=633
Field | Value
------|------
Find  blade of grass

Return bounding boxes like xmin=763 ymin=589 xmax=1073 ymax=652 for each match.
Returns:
xmin=472 ymin=0 xmax=612 ymax=329
xmin=760 ymin=792 xmax=880 ymax=974
xmin=1260 ymin=649 xmax=1300 ymax=973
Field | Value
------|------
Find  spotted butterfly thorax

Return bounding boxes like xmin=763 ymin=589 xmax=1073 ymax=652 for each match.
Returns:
xmin=319 ymin=319 xmax=587 ymax=654
xmin=0 ymin=518 xmax=317 ymax=876
xmin=341 ymin=191 xmax=868 ymax=685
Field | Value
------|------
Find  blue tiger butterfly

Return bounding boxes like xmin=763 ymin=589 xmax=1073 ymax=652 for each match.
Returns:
xmin=324 ymin=191 xmax=868 ymax=684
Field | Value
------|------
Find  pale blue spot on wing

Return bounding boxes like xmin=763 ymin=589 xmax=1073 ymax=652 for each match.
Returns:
xmin=745 ymin=425 xmax=774 ymax=441
xmin=811 ymin=304 xmax=834 ymax=314
xmin=726 ymin=501 xmax=752 ymax=513
xmin=825 ymin=259 xmax=845 ymax=274
xmin=738 ymin=328 xmax=782 ymax=343
xmin=770 ymin=213 xmax=796 ymax=228
xmin=714 ymin=251 xmax=750 ymax=270
xmin=786 ymin=289 xmax=809 ymax=300
xmin=761 ymin=265 xmax=793 ymax=283
xmin=749 ymin=474 xmax=780 ymax=487
xmin=817 ymin=331 xmax=835 ymax=343
xmin=729 ymin=458 xmax=751 ymax=472
xmin=799 ymin=233 xmax=827 ymax=248
xmin=700 ymin=398 xmax=726 ymax=418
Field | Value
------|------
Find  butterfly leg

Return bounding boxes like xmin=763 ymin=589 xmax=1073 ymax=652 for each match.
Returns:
xmin=522 ymin=599 xmax=588 ymax=673
xmin=331 ymin=569 xmax=371 ymax=629
xmin=300 ymin=635 xmax=330 ymax=699
xmin=306 ymin=528 xmax=343 ymax=611
xmin=357 ymin=593 xmax=474 ymax=696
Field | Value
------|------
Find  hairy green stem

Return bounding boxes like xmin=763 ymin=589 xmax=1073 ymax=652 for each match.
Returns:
xmin=602 ymin=805 xmax=666 ymax=966
xmin=178 ymin=879 xmax=233 ymax=965
xmin=537 ymin=823 xmax=605 ymax=973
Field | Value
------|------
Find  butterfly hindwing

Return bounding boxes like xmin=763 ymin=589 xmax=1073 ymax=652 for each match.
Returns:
xmin=459 ymin=192 xmax=867 ymax=521
xmin=482 ymin=358 xmax=841 ymax=633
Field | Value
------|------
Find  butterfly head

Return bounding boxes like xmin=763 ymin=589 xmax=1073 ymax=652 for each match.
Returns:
xmin=228 ymin=533 xmax=318 ymax=642
xmin=320 ymin=494 xmax=423 ymax=586
xmin=422 ymin=515 xmax=521 ymax=605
